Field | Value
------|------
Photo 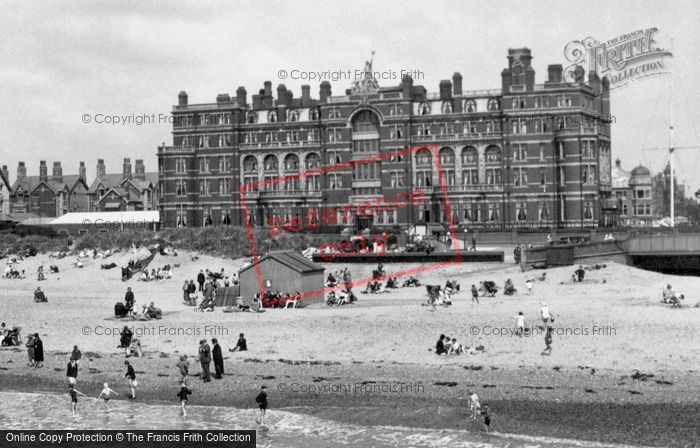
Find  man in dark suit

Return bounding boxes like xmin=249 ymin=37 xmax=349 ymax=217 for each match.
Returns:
xmin=197 ymin=270 xmax=206 ymax=292
xmin=212 ymin=338 xmax=224 ymax=379
xmin=198 ymin=339 xmax=211 ymax=382
xmin=124 ymin=287 xmax=135 ymax=311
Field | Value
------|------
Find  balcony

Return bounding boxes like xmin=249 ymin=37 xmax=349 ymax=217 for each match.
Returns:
xmin=259 ymin=189 xmax=322 ymax=198
xmin=412 ymin=132 xmax=502 ymax=143
xmin=158 ymin=146 xmax=196 ymax=154
xmin=240 ymin=140 xmax=319 ymax=150
xmin=442 ymin=184 xmax=504 ymax=193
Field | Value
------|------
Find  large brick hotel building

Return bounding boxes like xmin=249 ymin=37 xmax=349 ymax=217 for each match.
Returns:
xmin=157 ymin=48 xmax=613 ymax=230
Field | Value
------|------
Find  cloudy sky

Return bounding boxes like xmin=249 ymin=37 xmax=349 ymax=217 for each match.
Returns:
xmin=1 ymin=0 xmax=699 ymax=192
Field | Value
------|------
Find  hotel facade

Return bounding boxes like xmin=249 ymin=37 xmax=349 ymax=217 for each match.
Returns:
xmin=157 ymin=48 xmax=613 ymax=230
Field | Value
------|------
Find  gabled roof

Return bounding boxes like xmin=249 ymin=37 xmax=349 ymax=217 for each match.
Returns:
xmin=240 ymin=251 xmax=324 ymax=275
xmin=88 ymin=173 xmax=158 ymax=194
xmin=0 ymin=170 xmax=10 ymax=191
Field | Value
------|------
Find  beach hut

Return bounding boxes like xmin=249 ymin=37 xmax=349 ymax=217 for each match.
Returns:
xmin=238 ymin=251 xmax=325 ymax=305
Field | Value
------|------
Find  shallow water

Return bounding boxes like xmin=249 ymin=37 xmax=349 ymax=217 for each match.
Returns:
xmin=0 ymin=391 xmax=650 ymax=448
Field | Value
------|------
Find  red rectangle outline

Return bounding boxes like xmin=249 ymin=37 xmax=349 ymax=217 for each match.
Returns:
xmin=240 ymin=143 xmax=463 ymax=302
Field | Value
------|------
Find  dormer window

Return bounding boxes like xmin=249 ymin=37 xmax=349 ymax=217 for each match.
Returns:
xmin=419 ymin=102 xmax=431 ymax=115
xmin=465 ymin=100 xmax=476 ymax=113
xmin=268 ymin=110 xmax=278 ymax=123
xmin=288 ymin=110 xmax=299 ymax=122
xmin=246 ymin=111 xmax=258 ymax=124
xmin=487 ymin=98 xmax=500 ymax=111
xmin=441 ymin=101 xmax=453 ymax=114
xmin=309 ymin=108 xmax=320 ymax=121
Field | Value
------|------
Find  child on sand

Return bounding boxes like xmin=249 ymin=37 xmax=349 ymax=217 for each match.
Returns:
xmin=255 ymin=385 xmax=268 ymax=425
xmin=68 ymin=384 xmax=86 ymax=415
xmin=471 ymin=285 xmax=479 ymax=304
xmin=468 ymin=391 xmax=480 ymax=420
xmin=526 ymin=279 xmax=533 ymax=295
xmin=515 ymin=312 xmax=526 ymax=337
xmin=480 ymin=404 xmax=492 ymax=432
xmin=177 ymin=382 xmax=192 ymax=417
xmin=98 ymin=382 xmax=118 ymax=410
xmin=541 ymin=327 xmax=553 ymax=356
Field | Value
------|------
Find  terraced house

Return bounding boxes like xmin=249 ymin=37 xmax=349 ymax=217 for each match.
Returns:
xmin=157 ymin=48 xmax=613 ymax=229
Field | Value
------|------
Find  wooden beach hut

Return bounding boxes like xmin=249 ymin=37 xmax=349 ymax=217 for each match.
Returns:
xmin=238 ymin=251 xmax=325 ymax=305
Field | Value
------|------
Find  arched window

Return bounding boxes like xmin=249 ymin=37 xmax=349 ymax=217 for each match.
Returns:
xmin=288 ymin=110 xmax=299 ymax=122
xmin=309 ymin=108 xmax=319 ymax=121
xmin=268 ymin=110 xmax=278 ymax=123
xmin=487 ymin=98 xmax=500 ymax=111
xmin=246 ymin=111 xmax=258 ymax=124
xmin=465 ymin=100 xmax=476 ymax=113
xmin=419 ymin=102 xmax=431 ymax=115
xmin=441 ymin=101 xmax=453 ymax=114
xmin=263 ymin=155 xmax=278 ymax=172
xmin=243 ymin=156 xmax=258 ymax=173
xmin=351 ymin=109 xmax=380 ymax=133
xmin=485 ymin=145 xmax=501 ymax=163
xmin=461 ymin=146 xmax=477 ymax=164
xmin=305 ymin=153 xmax=321 ymax=169
xmin=284 ymin=154 xmax=299 ymax=171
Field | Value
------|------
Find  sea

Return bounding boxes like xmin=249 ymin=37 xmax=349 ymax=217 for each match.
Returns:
xmin=0 ymin=391 xmax=652 ymax=448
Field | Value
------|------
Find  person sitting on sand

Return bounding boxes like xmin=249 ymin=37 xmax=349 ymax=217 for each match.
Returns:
xmin=34 ymin=287 xmax=47 ymax=303
xmin=450 ymin=338 xmax=463 ymax=355
xmin=669 ymin=292 xmax=684 ymax=308
xmin=436 ymin=334 xmax=447 ymax=355
xmin=127 ymin=338 xmax=142 ymax=358
xmin=662 ymin=284 xmax=674 ymax=303
xmin=119 ymin=326 xmax=133 ymax=349
xmin=146 ymin=302 xmax=162 ymax=319
xmin=326 ymin=272 xmax=337 ymax=287
xmin=229 ymin=333 xmax=247 ymax=352
xmin=443 ymin=336 xmax=453 ymax=353
xmin=198 ymin=296 xmax=215 ymax=312
xmin=574 ymin=266 xmax=585 ymax=282
xmin=504 ymin=279 xmax=516 ymax=295
xmin=386 ymin=277 xmax=398 ymax=289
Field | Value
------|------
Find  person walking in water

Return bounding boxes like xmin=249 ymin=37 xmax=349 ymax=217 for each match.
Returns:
xmin=124 ymin=360 xmax=137 ymax=399
xmin=68 ymin=384 xmax=86 ymax=415
xmin=177 ymin=382 xmax=192 ymax=417
xmin=98 ymin=382 xmax=118 ymax=411
xmin=256 ymin=385 xmax=268 ymax=425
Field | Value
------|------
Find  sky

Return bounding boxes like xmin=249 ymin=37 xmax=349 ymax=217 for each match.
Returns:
xmin=1 ymin=0 xmax=699 ymax=193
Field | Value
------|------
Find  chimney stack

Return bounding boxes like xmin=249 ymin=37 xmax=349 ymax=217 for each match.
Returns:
xmin=277 ymin=84 xmax=288 ymax=107
xmin=1 ymin=165 xmax=8 ymax=181
xmin=39 ymin=161 xmax=48 ymax=182
xmin=96 ymin=159 xmax=106 ymax=178
xmin=452 ymin=72 xmax=463 ymax=96
xmin=547 ymin=64 xmax=563 ymax=83
xmin=52 ymin=162 xmax=63 ymax=183
xmin=301 ymin=85 xmax=310 ymax=105
xmin=135 ymin=159 xmax=146 ymax=180
xmin=123 ymin=158 xmax=132 ymax=180
xmin=236 ymin=86 xmax=247 ymax=107
xmin=263 ymin=81 xmax=273 ymax=107
xmin=401 ymin=75 xmax=413 ymax=100
xmin=178 ymin=91 xmax=188 ymax=107
xmin=439 ymin=80 xmax=452 ymax=100
xmin=17 ymin=161 xmax=26 ymax=180
xmin=319 ymin=81 xmax=332 ymax=103
xmin=79 ymin=161 xmax=86 ymax=181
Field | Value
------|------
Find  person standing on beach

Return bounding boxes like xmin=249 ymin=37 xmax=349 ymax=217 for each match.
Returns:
xmin=98 ymin=382 xmax=118 ymax=411
xmin=541 ymin=327 xmax=553 ymax=356
xmin=480 ymin=404 xmax=492 ymax=432
xmin=177 ymin=382 xmax=192 ymax=417
xmin=515 ymin=312 xmax=526 ymax=337
xmin=33 ymin=334 xmax=44 ymax=368
xmin=540 ymin=303 xmax=551 ymax=327
xmin=471 ymin=235 xmax=477 ymax=251
xmin=471 ymin=285 xmax=479 ymax=304
xmin=212 ymin=338 xmax=224 ymax=379
xmin=124 ymin=360 xmax=137 ymax=399
xmin=68 ymin=384 xmax=86 ymax=415
xmin=124 ymin=287 xmax=135 ymax=312
xmin=70 ymin=345 xmax=82 ymax=366
xmin=199 ymin=339 xmax=211 ymax=382
xmin=468 ymin=391 xmax=481 ymax=420
xmin=176 ymin=355 xmax=190 ymax=384
xmin=255 ymin=385 xmax=268 ymax=425
xmin=197 ymin=270 xmax=206 ymax=292
xmin=26 ymin=333 xmax=35 ymax=367
xmin=526 ymin=279 xmax=533 ymax=295
xmin=66 ymin=359 xmax=79 ymax=386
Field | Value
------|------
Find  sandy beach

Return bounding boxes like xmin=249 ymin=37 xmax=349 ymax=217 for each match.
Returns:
xmin=1 ymin=248 xmax=699 ymax=446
